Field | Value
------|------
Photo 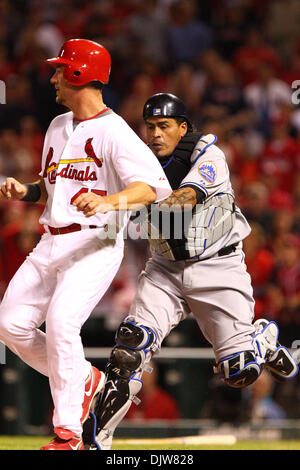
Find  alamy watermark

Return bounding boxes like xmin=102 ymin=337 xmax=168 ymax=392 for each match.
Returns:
xmin=0 ymin=342 xmax=6 ymax=364
xmin=0 ymin=80 xmax=6 ymax=104
xmin=291 ymin=80 xmax=300 ymax=105
xmin=96 ymin=200 xmax=196 ymax=241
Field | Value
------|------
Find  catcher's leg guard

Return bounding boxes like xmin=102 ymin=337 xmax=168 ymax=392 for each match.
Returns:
xmin=254 ymin=318 xmax=299 ymax=381
xmin=214 ymin=350 xmax=262 ymax=388
xmin=252 ymin=320 xmax=278 ymax=363
xmin=83 ymin=317 xmax=158 ymax=450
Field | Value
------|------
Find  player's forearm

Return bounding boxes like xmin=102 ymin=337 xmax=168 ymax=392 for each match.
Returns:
xmin=0 ymin=177 xmax=47 ymax=204
xmin=101 ymin=182 xmax=157 ymax=211
xmin=158 ymin=187 xmax=197 ymax=209
xmin=73 ymin=182 xmax=157 ymax=217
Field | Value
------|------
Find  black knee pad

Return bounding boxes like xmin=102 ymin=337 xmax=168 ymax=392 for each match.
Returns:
xmin=116 ymin=319 xmax=157 ymax=352
xmin=108 ymin=345 xmax=143 ymax=379
xmin=215 ymin=350 xmax=262 ymax=388
xmin=107 ymin=319 xmax=158 ymax=380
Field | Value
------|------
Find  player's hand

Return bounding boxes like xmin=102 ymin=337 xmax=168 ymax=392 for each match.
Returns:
xmin=72 ymin=192 xmax=113 ymax=217
xmin=0 ymin=177 xmax=28 ymax=200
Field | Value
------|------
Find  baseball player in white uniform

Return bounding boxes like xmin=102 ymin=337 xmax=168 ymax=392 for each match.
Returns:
xmin=85 ymin=93 xmax=299 ymax=450
xmin=0 ymin=41 xmax=171 ymax=450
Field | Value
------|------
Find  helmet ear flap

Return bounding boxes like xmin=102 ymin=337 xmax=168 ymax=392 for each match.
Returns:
xmin=63 ymin=64 xmax=85 ymax=86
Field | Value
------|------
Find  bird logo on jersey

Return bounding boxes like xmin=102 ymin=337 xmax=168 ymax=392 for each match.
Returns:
xmin=85 ymin=138 xmax=103 ymax=168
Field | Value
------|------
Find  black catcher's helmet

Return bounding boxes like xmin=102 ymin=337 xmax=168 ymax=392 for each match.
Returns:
xmin=143 ymin=93 xmax=193 ymax=131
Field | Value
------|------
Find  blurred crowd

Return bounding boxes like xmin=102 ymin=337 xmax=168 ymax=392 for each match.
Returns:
xmin=1 ymin=0 xmax=300 ymax=423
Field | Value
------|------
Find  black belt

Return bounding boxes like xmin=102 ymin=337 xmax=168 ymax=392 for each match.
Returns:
xmin=217 ymin=243 xmax=238 ymax=257
xmin=182 ymin=242 xmax=239 ymax=262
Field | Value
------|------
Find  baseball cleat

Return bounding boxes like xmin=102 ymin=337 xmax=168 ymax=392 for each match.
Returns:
xmin=41 ymin=428 xmax=84 ymax=450
xmin=81 ymin=366 xmax=106 ymax=424
xmin=253 ymin=318 xmax=299 ymax=380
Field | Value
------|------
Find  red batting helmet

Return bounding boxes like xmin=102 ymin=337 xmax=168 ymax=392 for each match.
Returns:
xmin=45 ymin=39 xmax=111 ymax=86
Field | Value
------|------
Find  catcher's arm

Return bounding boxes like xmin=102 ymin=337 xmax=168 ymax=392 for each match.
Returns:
xmin=157 ymin=185 xmax=205 ymax=211
xmin=131 ymin=186 xmax=205 ymax=224
xmin=0 ymin=177 xmax=47 ymax=204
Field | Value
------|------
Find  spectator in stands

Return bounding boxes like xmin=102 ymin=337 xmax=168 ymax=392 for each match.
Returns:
xmin=292 ymin=174 xmax=300 ymax=236
xmin=200 ymin=60 xmax=253 ymax=134
xmin=0 ymin=202 xmax=43 ymax=285
xmin=233 ymin=27 xmax=281 ymax=86
xmin=125 ymin=0 xmax=168 ymax=65
xmin=266 ymin=233 xmax=300 ymax=325
xmin=200 ymin=375 xmax=247 ymax=423
xmin=0 ymin=43 xmax=15 ymax=81
xmin=166 ymin=0 xmax=214 ymax=66
xmin=270 ymin=209 xmax=295 ymax=242
xmin=281 ymin=50 xmax=300 ymax=87
xmin=165 ymin=62 xmax=203 ymax=119
xmin=244 ymin=62 xmax=291 ymax=138
xmin=242 ymin=182 xmax=274 ymax=236
xmin=18 ymin=115 xmax=45 ymax=175
xmin=243 ymin=222 xmax=275 ymax=318
xmin=118 ymin=73 xmax=156 ymax=134
xmin=0 ymin=128 xmax=36 ymax=181
xmin=194 ymin=48 xmax=224 ymax=92
xmin=0 ymin=75 xmax=37 ymax=131
xmin=200 ymin=119 xmax=243 ymax=176
xmin=213 ymin=3 xmax=258 ymax=60
xmin=265 ymin=0 xmax=300 ymax=64
xmin=247 ymin=370 xmax=286 ymax=422
xmin=54 ymin=1 xmax=88 ymax=39
xmin=125 ymin=360 xmax=180 ymax=421
xmin=259 ymin=110 xmax=298 ymax=194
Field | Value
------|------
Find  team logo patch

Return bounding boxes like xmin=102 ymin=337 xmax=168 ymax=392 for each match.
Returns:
xmin=85 ymin=137 xmax=103 ymax=167
xmin=198 ymin=161 xmax=217 ymax=183
xmin=153 ymin=108 xmax=161 ymax=115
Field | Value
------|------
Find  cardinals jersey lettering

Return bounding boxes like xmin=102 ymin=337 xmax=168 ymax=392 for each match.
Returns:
xmin=39 ymin=109 xmax=171 ymax=238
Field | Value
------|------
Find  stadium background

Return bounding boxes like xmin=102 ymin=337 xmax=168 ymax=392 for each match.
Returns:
xmin=0 ymin=0 xmax=300 ymax=438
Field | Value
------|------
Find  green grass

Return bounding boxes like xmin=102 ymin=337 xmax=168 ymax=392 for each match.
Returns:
xmin=1 ymin=436 xmax=300 ymax=450
xmin=113 ymin=441 xmax=300 ymax=450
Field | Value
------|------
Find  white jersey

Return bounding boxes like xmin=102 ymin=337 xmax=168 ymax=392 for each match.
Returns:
xmin=39 ymin=108 xmax=171 ymax=240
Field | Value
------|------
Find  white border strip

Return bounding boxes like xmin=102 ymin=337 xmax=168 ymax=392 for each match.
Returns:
xmin=84 ymin=347 xmax=215 ymax=360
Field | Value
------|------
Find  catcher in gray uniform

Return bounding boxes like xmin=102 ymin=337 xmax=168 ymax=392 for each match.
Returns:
xmin=83 ymin=93 xmax=299 ymax=450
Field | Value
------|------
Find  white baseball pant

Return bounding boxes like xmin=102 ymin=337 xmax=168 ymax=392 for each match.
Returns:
xmin=0 ymin=228 xmax=123 ymax=435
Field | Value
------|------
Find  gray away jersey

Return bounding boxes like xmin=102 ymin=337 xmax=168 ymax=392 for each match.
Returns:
xmin=147 ymin=136 xmax=251 ymax=261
